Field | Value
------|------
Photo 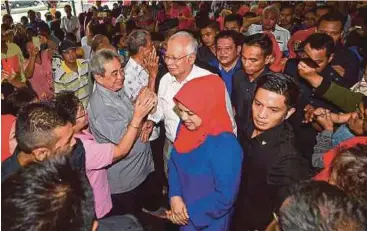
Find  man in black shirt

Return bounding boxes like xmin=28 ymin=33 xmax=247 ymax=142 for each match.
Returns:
xmin=1 ymin=102 xmax=80 ymax=182
xmin=317 ymin=12 xmax=360 ymax=88
xmin=50 ymin=11 xmax=65 ymax=41
xmin=284 ymin=33 xmax=346 ymax=161
xmin=197 ymin=19 xmax=219 ymax=65
xmin=232 ymin=73 xmax=309 ymax=231
xmin=232 ymin=33 xmax=273 ymax=136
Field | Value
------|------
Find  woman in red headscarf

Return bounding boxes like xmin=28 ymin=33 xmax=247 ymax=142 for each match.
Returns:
xmin=166 ymin=75 xmax=243 ymax=230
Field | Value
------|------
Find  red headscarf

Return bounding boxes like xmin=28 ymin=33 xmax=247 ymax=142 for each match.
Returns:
xmin=263 ymin=32 xmax=285 ymax=73
xmin=173 ymin=75 xmax=233 ymax=154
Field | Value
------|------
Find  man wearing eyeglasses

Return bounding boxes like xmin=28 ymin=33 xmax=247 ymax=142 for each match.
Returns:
xmin=143 ymin=31 xmax=237 ymax=176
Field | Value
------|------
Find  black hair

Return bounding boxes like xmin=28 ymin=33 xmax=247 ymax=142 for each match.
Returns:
xmin=300 ymin=33 xmax=335 ymax=57
xmin=45 ymin=13 xmax=53 ymax=21
xmin=255 ymin=73 xmax=300 ymax=108
xmin=215 ymin=30 xmax=241 ymax=47
xmin=15 ymin=102 xmax=71 ymax=153
xmin=65 ymin=32 xmax=77 ymax=44
xmin=279 ymin=181 xmax=367 ymax=231
xmin=224 ymin=14 xmax=243 ymax=27
xmin=55 ymin=91 xmax=80 ymax=125
xmin=243 ymin=33 xmax=273 ymax=57
xmin=280 ymin=3 xmax=295 ymax=13
xmin=20 ymin=16 xmax=29 ymax=24
xmin=2 ymin=155 xmax=95 ymax=231
xmin=243 ymin=12 xmax=257 ymax=18
xmin=198 ymin=19 xmax=220 ymax=32
xmin=55 ymin=11 xmax=62 ymax=19
xmin=5 ymin=87 xmax=37 ymax=116
xmin=330 ymin=144 xmax=367 ymax=203
xmin=2 ymin=14 xmax=13 ymax=23
xmin=318 ymin=11 xmax=345 ymax=29
xmin=316 ymin=5 xmax=335 ymax=15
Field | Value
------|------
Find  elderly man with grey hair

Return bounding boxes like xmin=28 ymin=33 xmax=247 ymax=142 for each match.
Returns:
xmin=142 ymin=31 xmax=237 ymax=175
xmin=87 ymin=49 xmax=165 ymax=230
xmin=247 ymin=5 xmax=290 ymax=52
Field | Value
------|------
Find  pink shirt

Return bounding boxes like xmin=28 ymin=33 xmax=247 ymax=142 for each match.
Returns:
xmin=75 ymin=130 xmax=114 ymax=218
xmin=25 ymin=51 xmax=54 ymax=100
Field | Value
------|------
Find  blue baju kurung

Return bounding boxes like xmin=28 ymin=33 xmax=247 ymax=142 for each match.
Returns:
xmin=169 ymin=132 xmax=243 ymax=231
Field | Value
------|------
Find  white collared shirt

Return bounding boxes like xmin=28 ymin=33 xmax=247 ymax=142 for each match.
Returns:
xmin=247 ymin=24 xmax=291 ymax=52
xmin=61 ymin=15 xmax=81 ymax=42
xmin=124 ymin=57 xmax=160 ymax=140
xmin=149 ymin=65 xmax=237 ymax=143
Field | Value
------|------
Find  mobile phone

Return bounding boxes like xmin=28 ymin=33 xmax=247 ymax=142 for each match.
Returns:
xmin=300 ymin=57 xmax=319 ymax=69
xmin=32 ymin=36 xmax=40 ymax=49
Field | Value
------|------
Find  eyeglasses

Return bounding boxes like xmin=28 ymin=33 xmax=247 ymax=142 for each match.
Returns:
xmin=76 ymin=107 xmax=86 ymax=120
xmin=163 ymin=53 xmax=193 ymax=63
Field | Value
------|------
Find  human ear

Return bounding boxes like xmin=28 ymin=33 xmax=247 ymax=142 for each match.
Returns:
xmin=32 ymin=147 xmax=51 ymax=162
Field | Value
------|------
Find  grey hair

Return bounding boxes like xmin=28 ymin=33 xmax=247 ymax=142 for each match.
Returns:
xmin=90 ymin=49 xmax=121 ymax=76
xmin=263 ymin=5 xmax=280 ymax=18
xmin=168 ymin=31 xmax=198 ymax=55
xmin=127 ymin=29 xmax=150 ymax=56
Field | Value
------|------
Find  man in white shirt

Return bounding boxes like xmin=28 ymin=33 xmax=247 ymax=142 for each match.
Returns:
xmin=61 ymin=5 xmax=81 ymax=42
xmin=142 ymin=31 xmax=237 ymax=174
xmin=124 ymin=29 xmax=160 ymax=141
xmin=247 ymin=5 xmax=290 ymax=53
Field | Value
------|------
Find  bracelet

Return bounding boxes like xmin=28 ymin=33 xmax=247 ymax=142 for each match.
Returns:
xmin=129 ymin=123 xmax=140 ymax=129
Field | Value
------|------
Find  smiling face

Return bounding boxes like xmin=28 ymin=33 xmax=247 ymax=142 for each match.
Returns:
xmin=95 ymin=57 xmax=124 ymax=92
xmin=216 ymin=37 xmax=240 ymax=68
xmin=252 ymin=88 xmax=294 ymax=132
xmin=176 ymin=102 xmax=202 ymax=131
xmin=165 ymin=36 xmax=196 ymax=80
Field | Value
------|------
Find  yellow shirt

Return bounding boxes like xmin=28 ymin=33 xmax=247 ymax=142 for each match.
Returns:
xmin=1 ymin=42 xmax=26 ymax=82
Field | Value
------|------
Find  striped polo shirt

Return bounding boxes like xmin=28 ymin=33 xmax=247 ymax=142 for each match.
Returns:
xmin=54 ymin=59 xmax=90 ymax=108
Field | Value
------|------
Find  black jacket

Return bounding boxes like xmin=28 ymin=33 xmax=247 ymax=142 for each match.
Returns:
xmin=232 ymin=122 xmax=309 ymax=231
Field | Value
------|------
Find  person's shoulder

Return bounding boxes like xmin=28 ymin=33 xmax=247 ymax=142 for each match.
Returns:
xmin=194 ymin=64 xmax=213 ymax=76
xmin=7 ymin=42 xmax=21 ymax=51
xmin=275 ymin=25 xmax=291 ymax=35
xmin=233 ymin=69 xmax=246 ymax=83
xmin=1 ymin=152 xmax=21 ymax=182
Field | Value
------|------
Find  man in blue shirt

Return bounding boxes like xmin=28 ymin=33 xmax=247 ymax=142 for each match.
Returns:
xmin=209 ymin=30 xmax=242 ymax=95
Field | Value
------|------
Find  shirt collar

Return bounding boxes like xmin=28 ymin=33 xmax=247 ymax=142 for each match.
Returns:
xmin=61 ymin=60 xmax=83 ymax=74
xmin=247 ymin=122 xmax=286 ymax=147
xmin=218 ymin=58 xmax=241 ymax=73
xmin=127 ymin=57 xmax=148 ymax=74
xmin=96 ymin=83 xmax=125 ymax=99
xmin=170 ymin=65 xmax=197 ymax=84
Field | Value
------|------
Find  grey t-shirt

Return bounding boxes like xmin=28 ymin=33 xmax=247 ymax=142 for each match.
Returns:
xmin=88 ymin=84 xmax=154 ymax=194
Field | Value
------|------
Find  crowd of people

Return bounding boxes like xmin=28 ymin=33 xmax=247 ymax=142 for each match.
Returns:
xmin=2 ymin=1 xmax=367 ymax=231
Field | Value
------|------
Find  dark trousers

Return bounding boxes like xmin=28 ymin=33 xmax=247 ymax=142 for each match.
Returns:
xmin=107 ymin=172 xmax=168 ymax=231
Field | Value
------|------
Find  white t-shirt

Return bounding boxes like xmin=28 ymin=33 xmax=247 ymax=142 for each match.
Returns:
xmin=247 ymin=24 xmax=291 ymax=52
xmin=61 ymin=16 xmax=81 ymax=42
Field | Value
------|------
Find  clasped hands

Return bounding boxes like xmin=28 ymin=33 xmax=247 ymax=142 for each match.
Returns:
xmin=166 ymin=196 xmax=190 ymax=225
